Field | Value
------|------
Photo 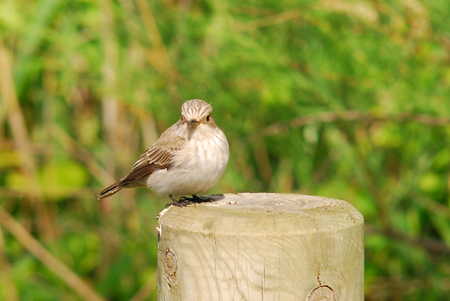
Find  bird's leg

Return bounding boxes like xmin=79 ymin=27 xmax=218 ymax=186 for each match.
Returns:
xmin=167 ymin=194 xmax=196 ymax=207
xmin=167 ymin=194 xmax=184 ymax=207
xmin=168 ymin=194 xmax=217 ymax=208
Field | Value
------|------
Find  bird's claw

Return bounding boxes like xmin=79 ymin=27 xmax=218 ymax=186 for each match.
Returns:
xmin=167 ymin=194 xmax=196 ymax=208
xmin=181 ymin=195 xmax=214 ymax=203
xmin=167 ymin=194 xmax=214 ymax=208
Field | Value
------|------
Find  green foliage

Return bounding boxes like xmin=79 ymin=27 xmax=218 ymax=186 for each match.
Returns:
xmin=1 ymin=0 xmax=450 ymax=299
xmin=6 ymin=158 xmax=89 ymax=200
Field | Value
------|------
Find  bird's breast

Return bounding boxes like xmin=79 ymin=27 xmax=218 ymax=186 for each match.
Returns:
xmin=148 ymin=129 xmax=229 ymax=196
xmin=176 ymin=130 xmax=229 ymax=177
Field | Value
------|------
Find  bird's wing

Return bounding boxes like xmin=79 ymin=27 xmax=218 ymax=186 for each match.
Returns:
xmin=119 ymin=123 xmax=186 ymax=186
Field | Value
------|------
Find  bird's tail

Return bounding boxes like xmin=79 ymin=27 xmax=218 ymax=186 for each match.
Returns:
xmin=98 ymin=180 xmax=123 ymax=200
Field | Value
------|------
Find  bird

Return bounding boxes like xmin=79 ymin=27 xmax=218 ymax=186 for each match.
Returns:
xmin=97 ymin=99 xmax=229 ymax=206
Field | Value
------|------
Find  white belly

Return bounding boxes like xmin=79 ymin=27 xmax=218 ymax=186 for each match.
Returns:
xmin=147 ymin=131 xmax=229 ymax=196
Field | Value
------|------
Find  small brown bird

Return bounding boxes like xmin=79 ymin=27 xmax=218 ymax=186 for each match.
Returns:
xmin=98 ymin=99 xmax=229 ymax=206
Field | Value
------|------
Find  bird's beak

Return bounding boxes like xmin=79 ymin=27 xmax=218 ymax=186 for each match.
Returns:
xmin=189 ymin=119 xmax=200 ymax=126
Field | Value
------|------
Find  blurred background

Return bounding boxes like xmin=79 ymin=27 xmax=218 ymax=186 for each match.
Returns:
xmin=1 ymin=0 xmax=450 ymax=300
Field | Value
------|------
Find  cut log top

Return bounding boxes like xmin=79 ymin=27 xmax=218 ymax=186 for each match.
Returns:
xmin=157 ymin=193 xmax=364 ymax=300
xmin=157 ymin=193 xmax=363 ymax=236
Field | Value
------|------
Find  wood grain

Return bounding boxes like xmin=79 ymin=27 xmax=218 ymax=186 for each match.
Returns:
xmin=157 ymin=193 xmax=364 ymax=301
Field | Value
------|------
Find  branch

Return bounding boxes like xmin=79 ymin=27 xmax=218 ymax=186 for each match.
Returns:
xmin=257 ymin=111 xmax=450 ymax=138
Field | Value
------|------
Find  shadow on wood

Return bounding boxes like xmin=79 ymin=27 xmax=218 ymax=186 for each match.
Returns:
xmin=156 ymin=193 xmax=364 ymax=301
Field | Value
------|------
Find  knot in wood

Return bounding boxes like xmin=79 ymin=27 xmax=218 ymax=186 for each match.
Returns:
xmin=307 ymin=285 xmax=336 ymax=301
xmin=164 ymin=250 xmax=177 ymax=277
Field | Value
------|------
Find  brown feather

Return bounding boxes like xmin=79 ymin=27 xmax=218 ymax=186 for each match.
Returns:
xmin=97 ymin=181 xmax=122 ymax=200
xmin=98 ymin=121 xmax=186 ymax=200
xmin=132 ymin=121 xmax=185 ymax=170
xmin=121 ymin=163 xmax=170 ymax=186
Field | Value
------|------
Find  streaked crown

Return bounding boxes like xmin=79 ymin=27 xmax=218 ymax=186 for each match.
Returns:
xmin=181 ymin=99 xmax=212 ymax=121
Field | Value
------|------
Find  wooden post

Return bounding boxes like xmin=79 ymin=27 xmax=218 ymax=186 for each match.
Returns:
xmin=157 ymin=193 xmax=364 ymax=301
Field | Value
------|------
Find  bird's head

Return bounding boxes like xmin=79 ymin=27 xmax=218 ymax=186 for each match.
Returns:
xmin=181 ymin=99 xmax=215 ymax=127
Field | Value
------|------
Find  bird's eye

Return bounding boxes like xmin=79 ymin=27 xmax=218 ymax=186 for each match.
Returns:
xmin=206 ymin=114 xmax=211 ymax=121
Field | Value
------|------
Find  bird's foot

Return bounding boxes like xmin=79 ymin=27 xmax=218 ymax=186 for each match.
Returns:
xmin=166 ymin=195 xmax=185 ymax=208
xmin=166 ymin=194 xmax=216 ymax=208
xmin=166 ymin=194 xmax=197 ymax=208
xmin=180 ymin=194 xmax=215 ymax=203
